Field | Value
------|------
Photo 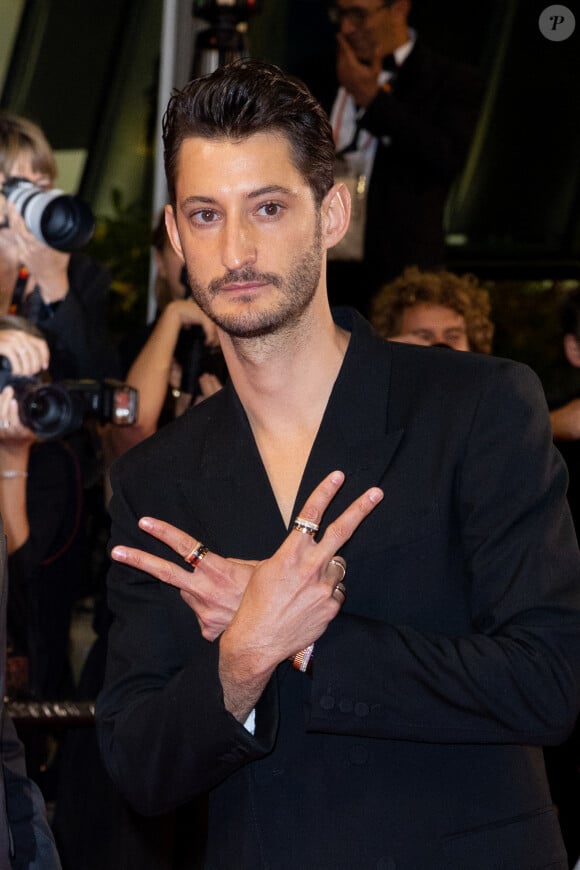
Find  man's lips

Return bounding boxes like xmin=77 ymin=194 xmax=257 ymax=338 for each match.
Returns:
xmin=220 ymin=281 xmax=269 ymax=293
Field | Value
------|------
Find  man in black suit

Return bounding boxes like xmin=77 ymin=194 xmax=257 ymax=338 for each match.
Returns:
xmin=96 ymin=60 xmax=580 ymax=869
xmin=325 ymin=0 xmax=482 ymax=314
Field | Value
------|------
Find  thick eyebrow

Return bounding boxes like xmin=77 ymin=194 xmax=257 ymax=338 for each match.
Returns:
xmin=180 ymin=184 xmax=296 ymax=209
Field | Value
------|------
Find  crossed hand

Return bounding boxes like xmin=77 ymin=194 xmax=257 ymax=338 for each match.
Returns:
xmin=112 ymin=470 xmax=384 ymax=663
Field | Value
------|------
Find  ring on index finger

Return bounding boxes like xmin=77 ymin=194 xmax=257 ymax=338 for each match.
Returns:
xmin=183 ymin=542 xmax=208 ymax=570
xmin=292 ymin=516 xmax=319 ymax=537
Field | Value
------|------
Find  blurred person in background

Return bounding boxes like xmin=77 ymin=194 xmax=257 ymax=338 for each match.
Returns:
xmin=544 ymin=286 xmax=580 ymax=868
xmin=323 ymin=0 xmax=482 ymax=316
xmin=112 ymin=212 xmax=224 ymax=461
xmin=0 ymin=112 xmax=120 ymax=380
xmin=0 ymin=315 xmax=87 ymax=807
xmin=0 ymin=508 xmax=62 ymax=870
xmin=370 ymin=265 xmax=494 ymax=352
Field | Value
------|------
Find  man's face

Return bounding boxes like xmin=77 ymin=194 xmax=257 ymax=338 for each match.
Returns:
xmin=397 ymin=303 xmax=470 ymax=351
xmin=334 ymin=1 xmax=395 ymax=64
xmin=165 ymin=132 xmax=324 ymax=339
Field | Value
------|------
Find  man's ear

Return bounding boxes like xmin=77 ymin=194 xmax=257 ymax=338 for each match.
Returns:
xmin=321 ymin=182 xmax=351 ymax=251
xmin=164 ymin=204 xmax=185 ymax=261
xmin=564 ymin=334 xmax=580 ymax=368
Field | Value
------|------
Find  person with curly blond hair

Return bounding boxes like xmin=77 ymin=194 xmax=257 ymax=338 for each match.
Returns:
xmin=370 ymin=265 xmax=494 ymax=353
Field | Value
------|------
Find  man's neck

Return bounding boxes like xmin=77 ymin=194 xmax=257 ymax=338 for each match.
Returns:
xmin=219 ymin=298 xmax=350 ymax=436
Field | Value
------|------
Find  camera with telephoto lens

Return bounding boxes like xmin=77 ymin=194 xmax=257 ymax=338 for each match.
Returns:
xmin=1 ymin=177 xmax=95 ymax=252
xmin=0 ymin=357 xmax=138 ymax=440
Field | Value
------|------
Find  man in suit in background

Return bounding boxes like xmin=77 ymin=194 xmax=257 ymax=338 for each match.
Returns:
xmin=326 ymin=0 xmax=482 ymax=314
xmin=97 ymin=60 xmax=580 ymax=869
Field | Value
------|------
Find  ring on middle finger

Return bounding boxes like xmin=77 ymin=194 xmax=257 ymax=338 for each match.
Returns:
xmin=332 ymin=581 xmax=347 ymax=603
xmin=292 ymin=516 xmax=319 ymax=537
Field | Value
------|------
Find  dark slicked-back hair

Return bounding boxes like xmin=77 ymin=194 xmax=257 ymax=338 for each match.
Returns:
xmin=162 ymin=60 xmax=335 ymax=207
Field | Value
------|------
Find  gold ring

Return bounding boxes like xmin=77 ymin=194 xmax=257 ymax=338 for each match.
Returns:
xmin=183 ymin=542 xmax=209 ymax=570
xmin=332 ymin=581 xmax=346 ymax=602
xmin=292 ymin=516 xmax=319 ymax=537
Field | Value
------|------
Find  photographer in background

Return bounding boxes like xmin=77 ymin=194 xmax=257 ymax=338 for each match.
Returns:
xmin=0 ymin=316 xmax=85 ymax=705
xmin=0 ymin=112 xmax=120 ymax=381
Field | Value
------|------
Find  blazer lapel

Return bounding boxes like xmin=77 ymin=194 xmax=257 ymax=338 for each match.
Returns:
xmin=177 ymin=383 xmax=287 ymax=560
xmin=293 ymin=312 xmax=404 ymax=529
xmin=177 ymin=313 xmax=404 ymax=555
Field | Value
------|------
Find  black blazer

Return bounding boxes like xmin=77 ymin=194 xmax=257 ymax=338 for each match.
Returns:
xmin=97 ymin=313 xmax=580 ymax=869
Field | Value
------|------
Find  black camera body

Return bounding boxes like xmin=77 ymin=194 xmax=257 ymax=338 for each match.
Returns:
xmin=1 ymin=177 xmax=94 ymax=252
xmin=0 ymin=360 xmax=138 ymax=440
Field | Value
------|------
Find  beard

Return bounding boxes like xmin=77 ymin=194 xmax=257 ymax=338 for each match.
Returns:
xmin=185 ymin=224 xmax=323 ymax=339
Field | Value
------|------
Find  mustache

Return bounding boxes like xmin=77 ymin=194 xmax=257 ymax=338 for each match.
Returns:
xmin=208 ymin=268 xmax=283 ymax=295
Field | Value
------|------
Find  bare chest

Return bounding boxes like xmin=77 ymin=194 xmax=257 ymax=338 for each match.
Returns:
xmin=254 ymin=432 xmax=316 ymax=529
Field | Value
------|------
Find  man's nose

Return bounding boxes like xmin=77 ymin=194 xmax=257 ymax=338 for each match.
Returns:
xmin=221 ymin=217 xmax=257 ymax=271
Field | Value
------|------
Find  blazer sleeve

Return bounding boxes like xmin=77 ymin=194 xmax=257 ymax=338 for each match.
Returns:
xmin=95 ymin=465 xmax=278 ymax=816
xmin=309 ymin=361 xmax=580 ymax=745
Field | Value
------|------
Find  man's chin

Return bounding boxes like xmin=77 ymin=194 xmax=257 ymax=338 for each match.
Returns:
xmin=216 ymin=311 xmax=290 ymax=339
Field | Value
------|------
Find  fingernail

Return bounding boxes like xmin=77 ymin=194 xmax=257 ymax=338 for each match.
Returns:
xmin=330 ymin=471 xmax=344 ymax=485
xmin=369 ymin=488 xmax=384 ymax=503
xmin=112 ymin=547 xmax=127 ymax=560
xmin=139 ymin=517 xmax=153 ymax=530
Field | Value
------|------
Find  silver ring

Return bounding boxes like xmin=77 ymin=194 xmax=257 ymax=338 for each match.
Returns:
xmin=183 ymin=542 xmax=208 ymax=570
xmin=332 ymin=581 xmax=346 ymax=603
xmin=0 ymin=420 xmax=9 ymax=430
xmin=329 ymin=558 xmax=346 ymax=583
xmin=292 ymin=516 xmax=319 ymax=537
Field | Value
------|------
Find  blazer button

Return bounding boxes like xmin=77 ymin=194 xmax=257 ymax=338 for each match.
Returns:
xmin=354 ymin=701 xmax=369 ymax=717
xmin=339 ymin=697 xmax=353 ymax=713
xmin=320 ymin=695 xmax=335 ymax=710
